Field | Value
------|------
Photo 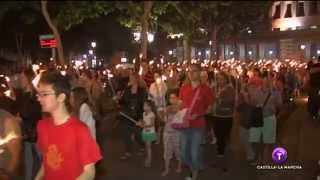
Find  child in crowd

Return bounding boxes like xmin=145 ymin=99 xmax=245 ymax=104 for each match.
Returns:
xmin=136 ymin=100 xmax=157 ymax=167
xmin=70 ymin=87 xmax=96 ymax=139
xmin=161 ymin=89 xmax=182 ymax=176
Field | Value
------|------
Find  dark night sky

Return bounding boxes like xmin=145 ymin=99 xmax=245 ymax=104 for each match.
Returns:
xmin=0 ymin=8 xmax=135 ymax=62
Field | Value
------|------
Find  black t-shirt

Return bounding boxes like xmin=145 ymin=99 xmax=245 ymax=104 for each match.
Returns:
xmin=307 ymin=61 xmax=320 ymax=88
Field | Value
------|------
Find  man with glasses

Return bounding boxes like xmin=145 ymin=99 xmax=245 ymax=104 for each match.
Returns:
xmin=179 ymin=64 xmax=213 ymax=180
xmin=35 ymin=70 xmax=102 ymax=180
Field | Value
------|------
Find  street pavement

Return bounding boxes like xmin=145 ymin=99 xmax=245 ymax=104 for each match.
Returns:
xmin=95 ymin=96 xmax=320 ymax=180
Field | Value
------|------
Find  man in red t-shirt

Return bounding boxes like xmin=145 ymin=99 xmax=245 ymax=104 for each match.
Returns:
xmin=179 ymin=64 xmax=213 ymax=180
xmin=35 ymin=70 xmax=102 ymax=180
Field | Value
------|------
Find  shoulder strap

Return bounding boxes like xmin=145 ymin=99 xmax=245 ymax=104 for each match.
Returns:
xmin=188 ymin=87 xmax=201 ymax=113
xmin=262 ymin=92 xmax=271 ymax=108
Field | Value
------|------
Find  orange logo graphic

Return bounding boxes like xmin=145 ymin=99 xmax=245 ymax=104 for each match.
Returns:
xmin=46 ymin=144 xmax=64 ymax=170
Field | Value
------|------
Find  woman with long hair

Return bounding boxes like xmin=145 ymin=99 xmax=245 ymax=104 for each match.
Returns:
xmin=70 ymin=87 xmax=96 ymax=139
xmin=117 ymin=72 xmax=148 ymax=160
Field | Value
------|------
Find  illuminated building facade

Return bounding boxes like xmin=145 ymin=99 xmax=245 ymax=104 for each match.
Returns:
xmin=221 ymin=1 xmax=320 ymax=61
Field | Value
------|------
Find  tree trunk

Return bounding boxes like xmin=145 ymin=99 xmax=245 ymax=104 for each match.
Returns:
xmin=210 ymin=26 xmax=217 ymax=61
xmin=140 ymin=1 xmax=153 ymax=61
xmin=41 ymin=1 xmax=65 ymax=65
xmin=183 ymin=36 xmax=191 ymax=62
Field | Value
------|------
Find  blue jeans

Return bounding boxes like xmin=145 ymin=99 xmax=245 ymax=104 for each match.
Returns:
xmin=180 ymin=128 xmax=204 ymax=171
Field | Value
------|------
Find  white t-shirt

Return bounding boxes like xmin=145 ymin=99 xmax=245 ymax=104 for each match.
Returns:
xmin=79 ymin=103 xmax=96 ymax=139
xmin=142 ymin=112 xmax=156 ymax=134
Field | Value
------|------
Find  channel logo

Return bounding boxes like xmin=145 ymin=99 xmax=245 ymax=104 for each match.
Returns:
xmin=272 ymin=147 xmax=287 ymax=164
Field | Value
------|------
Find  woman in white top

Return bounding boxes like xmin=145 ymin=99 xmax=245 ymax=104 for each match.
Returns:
xmin=149 ymin=72 xmax=167 ymax=144
xmin=70 ymin=87 xmax=96 ymax=139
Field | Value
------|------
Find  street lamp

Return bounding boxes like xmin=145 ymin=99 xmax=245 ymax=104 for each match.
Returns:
xmin=91 ymin=41 xmax=96 ymax=48
xmin=147 ymin=33 xmax=154 ymax=43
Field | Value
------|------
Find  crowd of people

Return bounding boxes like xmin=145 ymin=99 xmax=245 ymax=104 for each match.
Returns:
xmin=0 ymin=56 xmax=319 ymax=180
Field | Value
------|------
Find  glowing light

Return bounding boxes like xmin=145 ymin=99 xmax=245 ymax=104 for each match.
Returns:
xmin=133 ymin=59 xmax=136 ymax=64
xmin=198 ymin=52 xmax=202 ymax=56
xmin=121 ymin=57 xmax=127 ymax=63
xmin=147 ymin=33 xmax=154 ymax=43
xmin=167 ymin=33 xmax=184 ymax=39
xmin=89 ymin=50 xmax=93 ymax=55
xmin=4 ymin=90 xmax=10 ymax=97
xmin=310 ymin=25 xmax=318 ymax=29
xmin=149 ymin=60 xmax=154 ymax=65
xmin=115 ymin=64 xmax=121 ymax=69
xmin=169 ymin=70 xmax=174 ymax=78
xmin=75 ymin=60 xmax=83 ymax=68
xmin=161 ymin=75 xmax=167 ymax=81
xmin=169 ymin=50 xmax=173 ymax=55
xmin=230 ymin=51 xmax=234 ymax=55
xmin=5 ymin=76 xmax=10 ymax=83
xmin=91 ymin=41 xmax=96 ymax=48
xmin=269 ymin=50 xmax=273 ymax=55
xmin=134 ymin=32 xmax=154 ymax=42
xmin=248 ymin=51 xmax=252 ymax=55
xmin=317 ymin=50 xmax=320 ymax=55
xmin=32 ymin=64 xmax=40 ymax=74
xmin=60 ymin=71 xmax=67 ymax=76
xmin=300 ymin=45 xmax=306 ymax=50
xmin=32 ymin=73 xmax=42 ymax=88
xmin=138 ymin=66 xmax=143 ymax=76
xmin=274 ymin=18 xmax=301 ymax=31
xmin=107 ymin=74 xmax=114 ymax=79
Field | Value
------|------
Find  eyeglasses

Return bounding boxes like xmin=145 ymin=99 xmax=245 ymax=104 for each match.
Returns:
xmin=36 ymin=92 xmax=56 ymax=98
